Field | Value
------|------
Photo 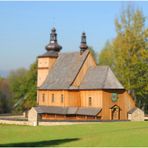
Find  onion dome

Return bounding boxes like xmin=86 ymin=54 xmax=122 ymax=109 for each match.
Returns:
xmin=45 ymin=27 xmax=62 ymax=52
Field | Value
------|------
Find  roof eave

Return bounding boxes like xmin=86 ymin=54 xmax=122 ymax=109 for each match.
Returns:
xmin=38 ymin=88 xmax=125 ymax=91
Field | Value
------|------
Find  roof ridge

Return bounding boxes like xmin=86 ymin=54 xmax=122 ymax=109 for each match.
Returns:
xmin=69 ymin=50 xmax=90 ymax=87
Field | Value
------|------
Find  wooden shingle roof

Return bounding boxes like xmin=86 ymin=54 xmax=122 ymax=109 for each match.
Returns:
xmin=39 ymin=51 xmax=124 ymax=90
xmin=39 ymin=50 xmax=89 ymax=90
xmin=79 ymin=66 xmax=124 ymax=89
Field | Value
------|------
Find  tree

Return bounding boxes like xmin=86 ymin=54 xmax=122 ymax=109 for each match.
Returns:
xmin=0 ymin=76 xmax=3 ymax=81
xmin=131 ymin=61 xmax=148 ymax=109
xmin=98 ymin=6 xmax=148 ymax=110
xmin=99 ymin=41 xmax=114 ymax=67
xmin=0 ymin=77 xmax=11 ymax=113
xmin=8 ymin=68 xmax=28 ymax=111
xmin=8 ymin=62 xmax=37 ymax=113
xmin=22 ymin=62 xmax=37 ymax=111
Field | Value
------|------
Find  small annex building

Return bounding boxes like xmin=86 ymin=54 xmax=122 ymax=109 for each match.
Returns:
xmin=28 ymin=27 xmax=144 ymax=122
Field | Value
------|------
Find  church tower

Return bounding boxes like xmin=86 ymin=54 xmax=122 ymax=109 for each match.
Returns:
xmin=37 ymin=27 xmax=62 ymax=87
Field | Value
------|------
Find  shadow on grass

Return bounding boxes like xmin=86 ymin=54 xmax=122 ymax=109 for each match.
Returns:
xmin=0 ymin=138 xmax=80 ymax=147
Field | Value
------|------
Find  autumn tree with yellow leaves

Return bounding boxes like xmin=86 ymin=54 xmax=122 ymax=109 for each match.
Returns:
xmin=99 ymin=6 xmax=148 ymax=111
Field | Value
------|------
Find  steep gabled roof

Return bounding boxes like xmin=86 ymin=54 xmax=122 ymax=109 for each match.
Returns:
xmin=79 ymin=66 xmax=124 ymax=89
xmin=39 ymin=50 xmax=89 ymax=90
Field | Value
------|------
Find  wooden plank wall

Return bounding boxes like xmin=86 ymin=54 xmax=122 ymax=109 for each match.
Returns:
xmin=80 ymin=90 xmax=103 ymax=108
xmin=37 ymin=57 xmax=56 ymax=87
xmin=41 ymin=114 xmax=97 ymax=120
xmin=38 ymin=90 xmax=67 ymax=107
xmin=37 ymin=89 xmax=135 ymax=120
xmin=38 ymin=90 xmax=103 ymax=108
xmin=38 ymin=90 xmax=81 ymax=107
xmin=102 ymin=89 xmax=135 ymax=120
xmin=68 ymin=91 xmax=81 ymax=107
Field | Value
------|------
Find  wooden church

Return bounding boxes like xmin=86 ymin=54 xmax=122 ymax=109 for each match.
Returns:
xmin=32 ymin=27 xmax=142 ymax=121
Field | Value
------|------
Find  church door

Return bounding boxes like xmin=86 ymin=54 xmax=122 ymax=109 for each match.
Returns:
xmin=111 ymin=106 xmax=120 ymax=120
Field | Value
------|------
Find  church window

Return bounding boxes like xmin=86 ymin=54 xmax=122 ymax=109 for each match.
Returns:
xmin=88 ymin=97 xmax=92 ymax=106
xmin=42 ymin=94 xmax=45 ymax=102
xmin=61 ymin=94 xmax=64 ymax=103
xmin=52 ymin=94 xmax=54 ymax=103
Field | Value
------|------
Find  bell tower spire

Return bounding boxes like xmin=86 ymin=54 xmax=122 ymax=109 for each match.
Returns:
xmin=45 ymin=27 xmax=62 ymax=52
xmin=80 ymin=32 xmax=88 ymax=54
xmin=37 ymin=27 xmax=62 ymax=87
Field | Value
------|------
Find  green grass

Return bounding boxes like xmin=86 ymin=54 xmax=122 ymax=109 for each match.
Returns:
xmin=0 ymin=122 xmax=148 ymax=147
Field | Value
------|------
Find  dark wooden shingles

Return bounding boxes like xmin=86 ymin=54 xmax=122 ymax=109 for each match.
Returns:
xmin=39 ymin=50 xmax=89 ymax=90
xmin=79 ymin=66 xmax=124 ymax=89
xmin=34 ymin=106 xmax=101 ymax=116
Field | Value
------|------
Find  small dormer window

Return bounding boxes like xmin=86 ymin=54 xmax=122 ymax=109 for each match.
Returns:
xmin=88 ymin=97 xmax=92 ymax=106
xmin=52 ymin=94 xmax=54 ymax=103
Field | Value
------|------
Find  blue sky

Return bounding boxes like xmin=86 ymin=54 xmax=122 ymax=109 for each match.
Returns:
xmin=0 ymin=1 xmax=148 ymax=71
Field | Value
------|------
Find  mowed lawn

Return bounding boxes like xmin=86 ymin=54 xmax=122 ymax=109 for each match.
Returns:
xmin=0 ymin=122 xmax=148 ymax=147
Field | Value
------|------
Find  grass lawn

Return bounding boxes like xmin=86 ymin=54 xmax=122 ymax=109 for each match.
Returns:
xmin=0 ymin=122 xmax=148 ymax=147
